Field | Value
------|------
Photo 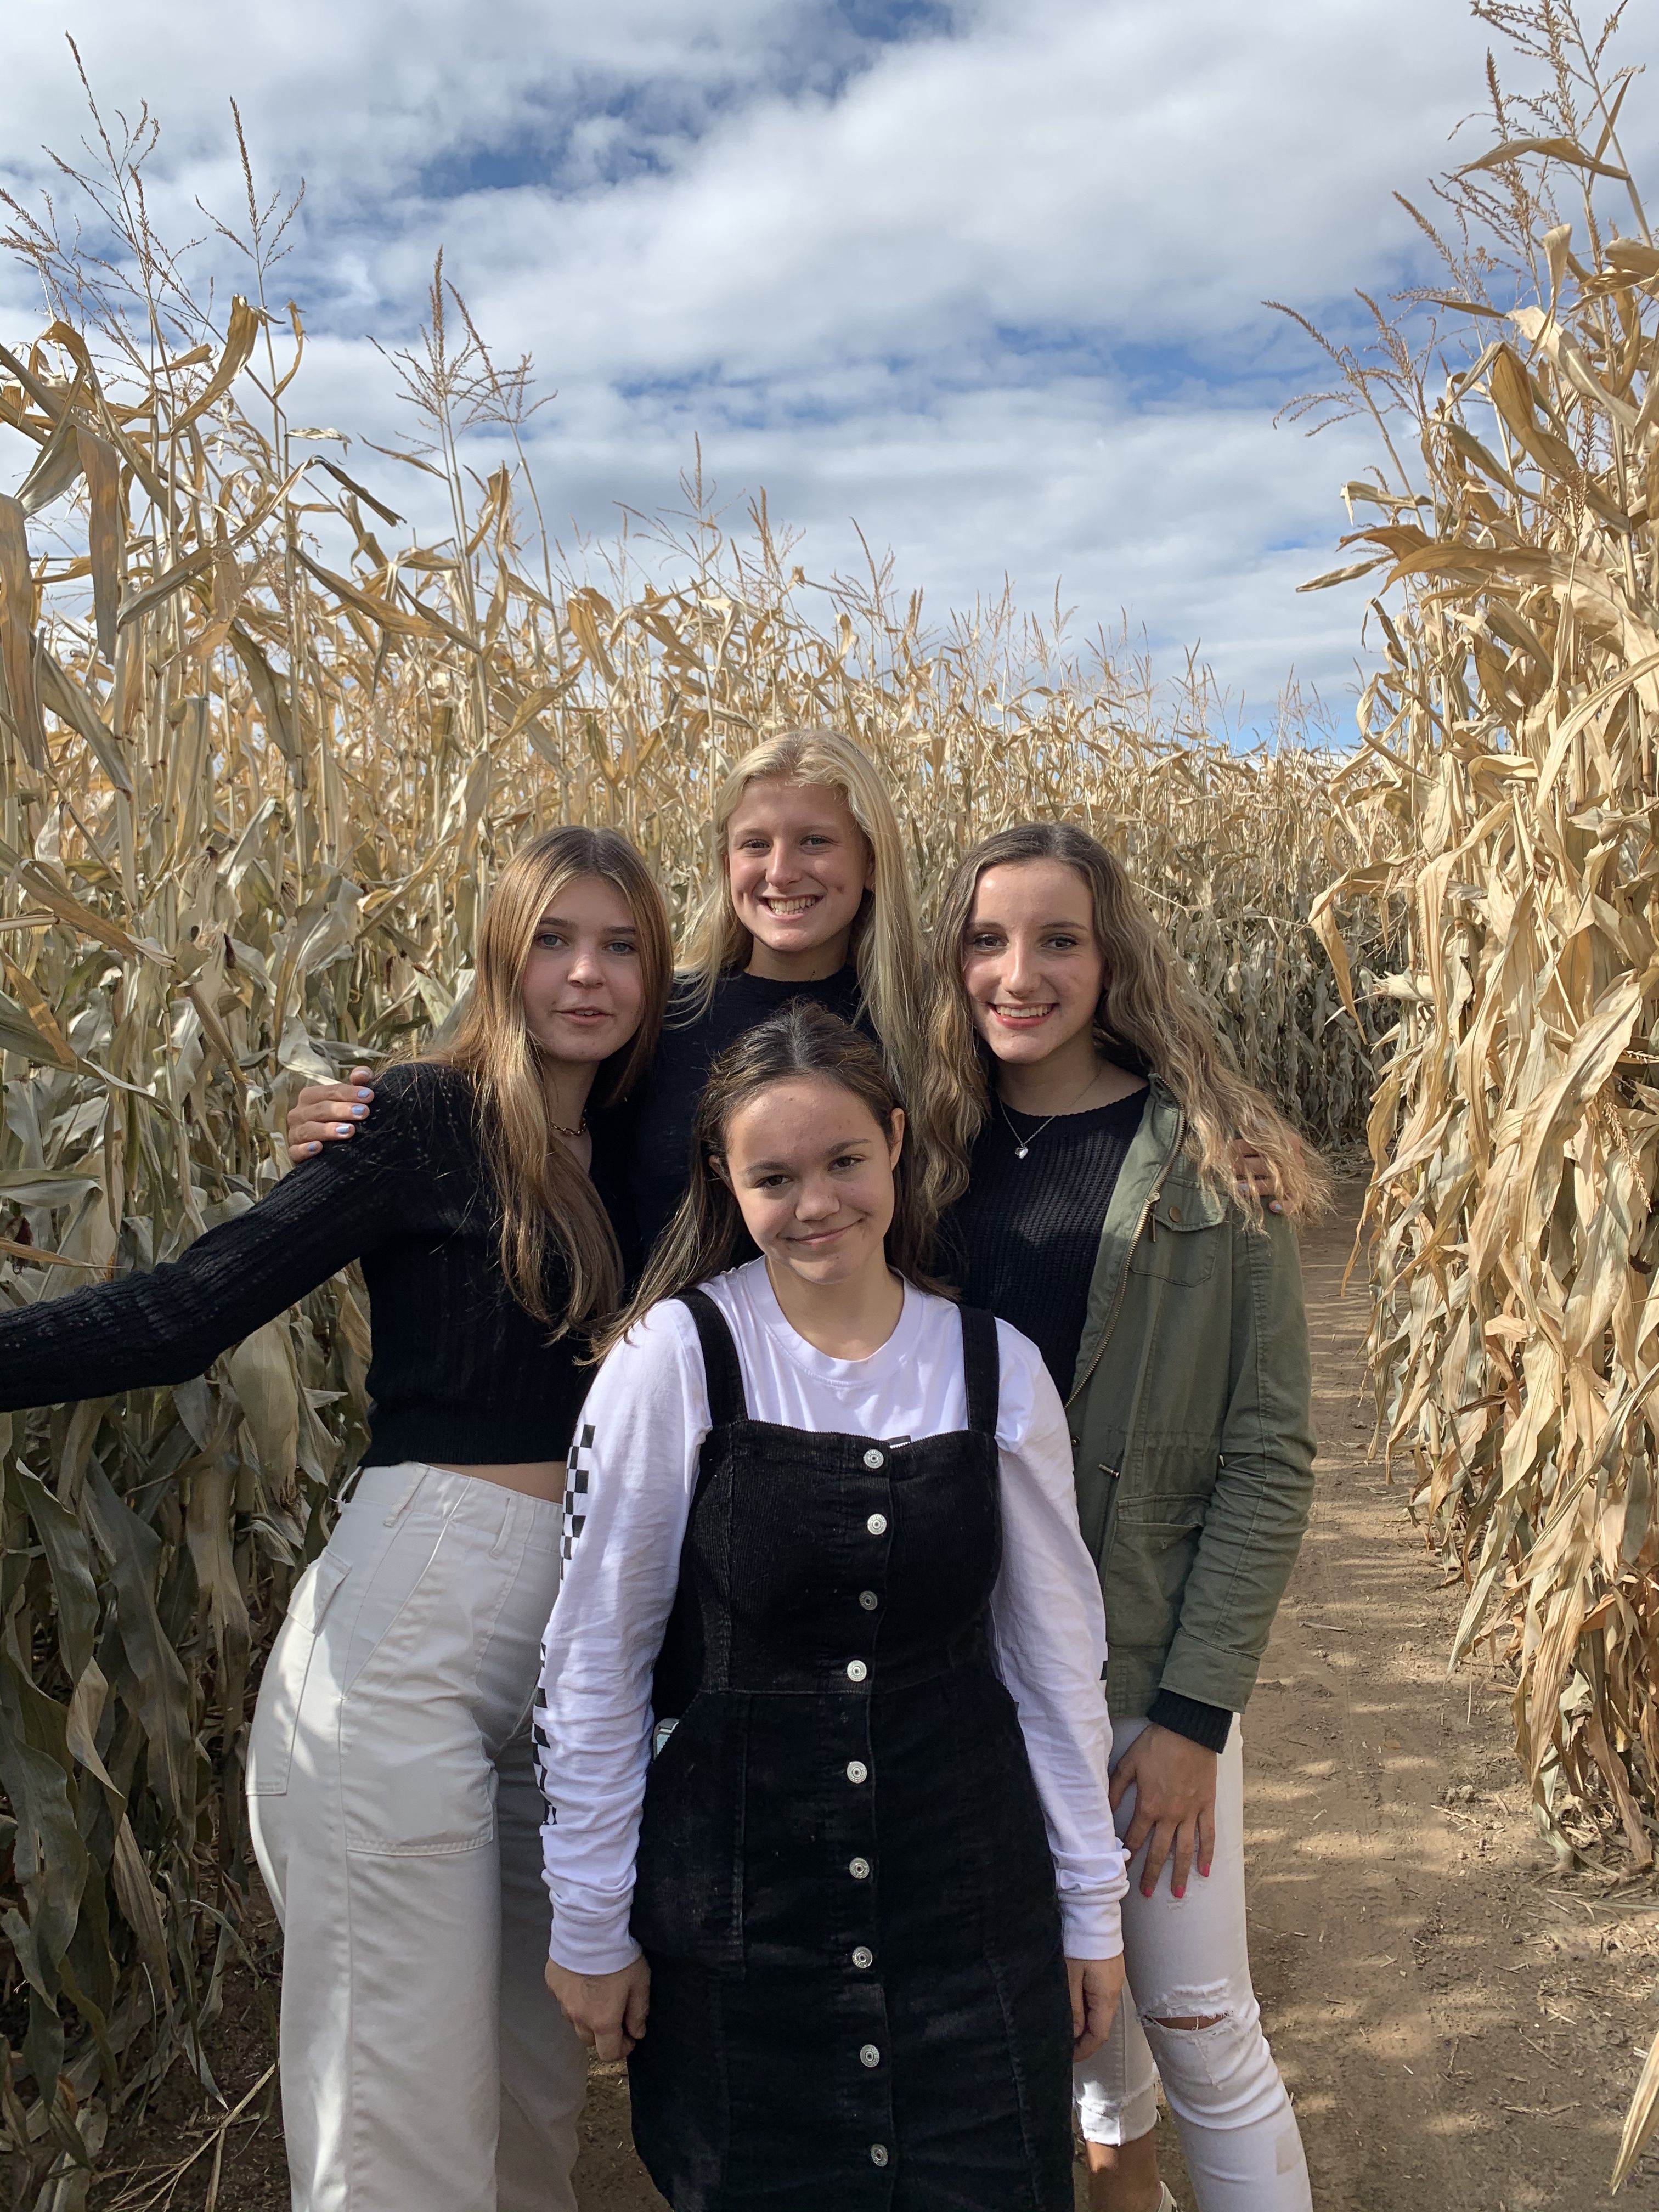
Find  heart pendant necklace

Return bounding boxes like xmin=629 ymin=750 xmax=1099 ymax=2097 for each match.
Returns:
xmin=997 ymin=1068 xmax=1104 ymax=1160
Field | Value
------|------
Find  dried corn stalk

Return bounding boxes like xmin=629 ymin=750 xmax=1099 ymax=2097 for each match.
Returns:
xmin=1293 ymin=4 xmax=1659 ymax=2181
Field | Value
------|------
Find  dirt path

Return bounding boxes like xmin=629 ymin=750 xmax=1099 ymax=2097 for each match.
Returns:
xmin=94 ymin=1186 xmax=1659 ymax=2209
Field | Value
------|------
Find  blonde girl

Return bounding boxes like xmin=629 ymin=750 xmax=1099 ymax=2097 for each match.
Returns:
xmin=287 ymin=728 xmax=927 ymax=1258
xmin=921 ymin=820 xmax=1323 ymax=2212
xmin=0 ymin=827 xmax=674 ymax=2212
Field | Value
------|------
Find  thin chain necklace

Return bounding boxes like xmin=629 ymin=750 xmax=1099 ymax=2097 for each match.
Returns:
xmin=549 ymin=1112 xmax=589 ymax=1141
xmin=997 ymin=1069 xmax=1103 ymax=1161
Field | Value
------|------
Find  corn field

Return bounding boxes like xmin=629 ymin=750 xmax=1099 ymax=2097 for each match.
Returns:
xmin=0 ymin=83 xmax=1390 ymax=2205
xmin=1297 ymin=3 xmax=1659 ymax=2182
xmin=5 ymin=0 xmax=1659 ymax=2200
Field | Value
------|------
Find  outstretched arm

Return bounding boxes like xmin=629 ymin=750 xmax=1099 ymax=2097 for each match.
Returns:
xmin=0 ymin=1086 xmax=415 ymax=1411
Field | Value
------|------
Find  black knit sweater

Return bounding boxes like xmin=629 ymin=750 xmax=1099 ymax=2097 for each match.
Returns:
xmin=0 ymin=1063 xmax=628 ymax=1468
xmin=940 ymin=1085 xmax=1233 ymax=1755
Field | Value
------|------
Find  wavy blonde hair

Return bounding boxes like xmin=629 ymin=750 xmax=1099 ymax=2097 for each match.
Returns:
xmin=432 ymin=826 xmax=672 ymax=1330
xmin=916 ymin=820 xmax=1329 ymax=1223
xmin=677 ymin=727 xmax=926 ymax=1101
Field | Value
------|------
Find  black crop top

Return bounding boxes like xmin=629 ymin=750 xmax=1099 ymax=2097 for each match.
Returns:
xmin=0 ymin=1063 xmax=627 ymax=1468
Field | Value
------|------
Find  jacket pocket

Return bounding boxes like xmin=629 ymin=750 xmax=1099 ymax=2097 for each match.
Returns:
xmin=248 ymin=1551 xmax=351 ymax=1797
xmin=631 ymin=1692 xmax=748 ymax=1974
xmin=1101 ymin=1510 xmax=1205 ymax=1654
xmin=1126 ymin=1184 xmax=1223 ymax=1288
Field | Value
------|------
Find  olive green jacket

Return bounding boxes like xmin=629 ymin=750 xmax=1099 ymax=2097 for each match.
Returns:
xmin=1065 ymin=1078 xmax=1316 ymax=1723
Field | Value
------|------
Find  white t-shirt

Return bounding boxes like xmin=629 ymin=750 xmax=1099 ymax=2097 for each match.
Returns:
xmin=537 ymin=1260 xmax=1128 ymax=1974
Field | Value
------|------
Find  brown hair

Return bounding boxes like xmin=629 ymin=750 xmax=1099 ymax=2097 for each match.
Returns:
xmin=916 ymin=820 xmax=1329 ymax=1222
xmin=595 ymin=1001 xmax=943 ymax=1358
xmin=431 ymin=826 xmax=673 ymax=1330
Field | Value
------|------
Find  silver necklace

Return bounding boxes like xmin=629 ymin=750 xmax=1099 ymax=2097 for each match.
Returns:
xmin=997 ymin=1071 xmax=1103 ymax=1160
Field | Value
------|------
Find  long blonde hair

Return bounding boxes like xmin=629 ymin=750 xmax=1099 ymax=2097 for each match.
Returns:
xmin=594 ymin=1003 xmax=944 ymax=1361
xmin=677 ymin=727 xmax=926 ymax=1099
xmin=917 ymin=820 xmax=1329 ymax=1223
xmin=433 ymin=826 xmax=672 ymax=1330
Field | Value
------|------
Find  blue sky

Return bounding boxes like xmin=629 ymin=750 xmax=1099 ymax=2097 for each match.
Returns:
xmin=2 ymin=1 xmax=1651 ymax=736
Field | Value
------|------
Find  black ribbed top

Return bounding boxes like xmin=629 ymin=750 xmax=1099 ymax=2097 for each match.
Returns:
xmin=0 ymin=1063 xmax=629 ymax=1468
xmin=940 ymin=1090 xmax=1148 ymax=1400
xmin=629 ymin=965 xmax=865 ymax=1255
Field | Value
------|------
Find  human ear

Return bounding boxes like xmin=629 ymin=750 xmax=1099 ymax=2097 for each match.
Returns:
xmin=710 ymin=1152 xmax=732 ymax=1191
xmin=886 ymin=1107 xmax=905 ymax=1169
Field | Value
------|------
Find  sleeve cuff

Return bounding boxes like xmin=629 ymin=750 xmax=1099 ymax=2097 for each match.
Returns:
xmin=547 ymin=1917 xmax=642 ymax=1976
xmin=1058 ymin=1897 xmax=1123 ymax=1960
xmin=1147 ymin=1689 xmax=1234 ymax=1753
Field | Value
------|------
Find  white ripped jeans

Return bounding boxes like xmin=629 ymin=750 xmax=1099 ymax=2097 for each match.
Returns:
xmin=1074 ymin=1716 xmax=1311 ymax=2212
xmin=247 ymin=1463 xmax=586 ymax=2212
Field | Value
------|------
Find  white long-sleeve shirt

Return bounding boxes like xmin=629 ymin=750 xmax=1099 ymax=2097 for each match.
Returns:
xmin=536 ymin=1261 xmax=1128 ymax=1973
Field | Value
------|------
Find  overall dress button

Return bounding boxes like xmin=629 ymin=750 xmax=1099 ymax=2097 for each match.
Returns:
xmin=845 ymin=1658 xmax=868 ymax=1683
xmin=862 ymin=1447 xmax=884 ymax=1469
xmin=870 ymin=2143 xmax=890 ymax=2168
xmin=865 ymin=1512 xmax=888 ymax=1536
xmin=858 ymin=1589 xmax=879 ymax=1611
xmin=859 ymin=2043 xmax=882 ymax=2068
xmin=849 ymin=1856 xmax=871 ymax=1880
xmin=846 ymin=1759 xmax=868 ymax=1784
xmin=851 ymin=1945 xmax=874 ymax=1969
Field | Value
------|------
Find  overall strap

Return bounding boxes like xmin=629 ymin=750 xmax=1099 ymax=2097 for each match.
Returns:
xmin=958 ymin=1304 xmax=1001 ymax=1440
xmin=678 ymin=1288 xmax=748 ymax=1429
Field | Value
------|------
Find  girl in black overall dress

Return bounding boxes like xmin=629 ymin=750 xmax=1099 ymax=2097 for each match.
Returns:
xmin=535 ymin=1007 xmax=1129 ymax=2210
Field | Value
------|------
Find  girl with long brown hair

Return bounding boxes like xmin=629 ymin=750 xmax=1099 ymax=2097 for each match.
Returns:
xmin=921 ymin=821 xmax=1321 ymax=2212
xmin=287 ymin=726 xmax=928 ymax=1255
xmin=535 ymin=1002 xmax=1128 ymax=2210
xmin=0 ymin=827 xmax=673 ymax=2212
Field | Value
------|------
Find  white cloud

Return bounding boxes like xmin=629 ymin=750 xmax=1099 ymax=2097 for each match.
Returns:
xmin=2 ymin=0 xmax=1650 ymax=729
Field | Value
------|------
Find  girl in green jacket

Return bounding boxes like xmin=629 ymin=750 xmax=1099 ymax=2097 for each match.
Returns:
xmin=921 ymin=820 xmax=1325 ymax=2212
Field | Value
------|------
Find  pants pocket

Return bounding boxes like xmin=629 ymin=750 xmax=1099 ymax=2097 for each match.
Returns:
xmin=248 ymin=1551 xmax=352 ymax=1797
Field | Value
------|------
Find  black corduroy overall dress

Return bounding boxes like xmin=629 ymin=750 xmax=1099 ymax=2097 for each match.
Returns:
xmin=627 ymin=1289 xmax=1075 ymax=2211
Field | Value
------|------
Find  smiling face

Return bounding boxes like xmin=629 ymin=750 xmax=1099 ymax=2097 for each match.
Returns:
xmin=961 ymin=858 xmax=1106 ymax=1076
xmin=724 ymin=777 xmax=874 ymax=979
xmin=518 ymin=873 xmax=647 ymax=1070
xmin=719 ymin=1075 xmax=903 ymax=1294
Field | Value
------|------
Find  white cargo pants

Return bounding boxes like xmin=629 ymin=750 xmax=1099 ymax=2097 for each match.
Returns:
xmin=247 ymin=1463 xmax=586 ymax=2212
xmin=1074 ymin=1717 xmax=1312 ymax=2212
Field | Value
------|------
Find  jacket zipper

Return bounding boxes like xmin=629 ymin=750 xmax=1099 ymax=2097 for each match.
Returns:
xmin=1064 ymin=1113 xmax=1186 ymax=1423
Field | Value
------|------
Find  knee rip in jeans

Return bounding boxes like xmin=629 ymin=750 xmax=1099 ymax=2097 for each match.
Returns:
xmin=1139 ymin=1997 xmax=1283 ymax=2123
xmin=1139 ymin=1979 xmax=1232 ymax=2035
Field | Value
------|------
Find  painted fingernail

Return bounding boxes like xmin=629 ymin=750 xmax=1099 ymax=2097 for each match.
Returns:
xmin=1173 ymin=1886 xmax=1185 ymax=1899
xmin=355 ymin=1088 xmax=373 ymax=1099
xmin=350 ymin=1104 xmax=367 ymax=1116
xmin=335 ymin=1124 xmax=352 ymax=1136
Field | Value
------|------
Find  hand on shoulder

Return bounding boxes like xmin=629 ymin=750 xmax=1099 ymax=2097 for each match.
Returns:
xmin=286 ymin=1064 xmax=376 ymax=1161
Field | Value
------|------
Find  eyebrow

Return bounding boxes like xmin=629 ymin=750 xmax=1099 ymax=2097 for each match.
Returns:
xmin=536 ymin=913 xmax=637 ymax=932
xmin=971 ymin=917 xmax=1089 ymax=932
xmin=738 ymin=1137 xmax=875 ymax=1173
